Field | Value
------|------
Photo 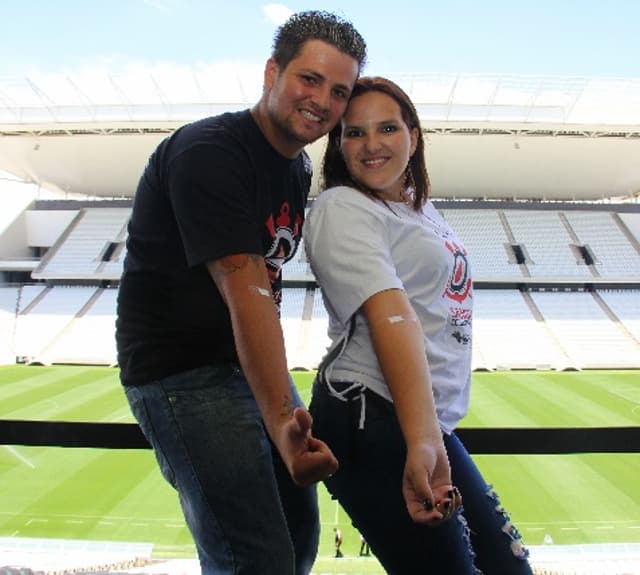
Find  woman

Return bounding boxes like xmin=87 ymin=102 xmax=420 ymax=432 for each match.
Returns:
xmin=304 ymin=77 xmax=532 ymax=574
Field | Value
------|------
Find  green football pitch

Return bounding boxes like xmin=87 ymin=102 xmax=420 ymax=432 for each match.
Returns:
xmin=0 ymin=365 xmax=638 ymax=571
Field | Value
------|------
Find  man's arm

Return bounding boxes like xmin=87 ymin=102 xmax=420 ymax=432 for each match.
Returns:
xmin=207 ymin=253 xmax=338 ymax=485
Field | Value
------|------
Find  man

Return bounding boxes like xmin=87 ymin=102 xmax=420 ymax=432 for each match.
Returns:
xmin=115 ymin=10 xmax=366 ymax=575
xmin=334 ymin=528 xmax=343 ymax=558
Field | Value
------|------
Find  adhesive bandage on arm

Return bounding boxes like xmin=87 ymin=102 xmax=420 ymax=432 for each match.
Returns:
xmin=248 ymin=285 xmax=272 ymax=297
xmin=364 ymin=311 xmax=420 ymax=333
xmin=386 ymin=314 xmax=418 ymax=325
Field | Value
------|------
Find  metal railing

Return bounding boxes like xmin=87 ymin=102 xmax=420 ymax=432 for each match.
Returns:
xmin=1 ymin=418 xmax=638 ymax=453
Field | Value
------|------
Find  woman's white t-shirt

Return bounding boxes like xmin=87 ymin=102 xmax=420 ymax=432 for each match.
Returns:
xmin=303 ymin=186 xmax=473 ymax=433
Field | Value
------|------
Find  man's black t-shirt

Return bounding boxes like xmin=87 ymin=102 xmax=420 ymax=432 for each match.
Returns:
xmin=116 ymin=109 xmax=312 ymax=386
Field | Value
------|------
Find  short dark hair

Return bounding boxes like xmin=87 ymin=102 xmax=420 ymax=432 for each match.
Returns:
xmin=322 ymin=76 xmax=431 ymax=210
xmin=272 ymin=10 xmax=367 ymax=73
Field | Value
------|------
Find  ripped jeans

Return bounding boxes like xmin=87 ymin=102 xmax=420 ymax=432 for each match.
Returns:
xmin=309 ymin=379 xmax=533 ymax=575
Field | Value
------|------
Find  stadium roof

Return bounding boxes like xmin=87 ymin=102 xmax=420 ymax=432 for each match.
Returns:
xmin=1 ymin=72 xmax=640 ymax=201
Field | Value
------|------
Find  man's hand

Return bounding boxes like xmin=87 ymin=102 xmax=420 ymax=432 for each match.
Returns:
xmin=276 ymin=407 xmax=339 ymax=486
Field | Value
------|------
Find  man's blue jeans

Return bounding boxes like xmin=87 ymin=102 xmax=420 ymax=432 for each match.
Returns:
xmin=309 ymin=378 xmax=533 ymax=575
xmin=125 ymin=364 xmax=320 ymax=575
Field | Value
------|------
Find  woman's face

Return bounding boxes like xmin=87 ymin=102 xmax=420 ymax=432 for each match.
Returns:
xmin=339 ymin=90 xmax=418 ymax=201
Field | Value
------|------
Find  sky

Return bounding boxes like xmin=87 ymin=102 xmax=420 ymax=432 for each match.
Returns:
xmin=1 ymin=0 xmax=639 ymax=80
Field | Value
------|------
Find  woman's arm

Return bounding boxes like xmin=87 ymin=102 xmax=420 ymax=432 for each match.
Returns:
xmin=362 ymin=287 xmax=454 ymax=524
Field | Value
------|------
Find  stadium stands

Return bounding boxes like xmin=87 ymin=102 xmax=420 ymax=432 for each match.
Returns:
xmin=36 ymin=287 xmax=119 ymax=366
xmin=31 ymin=208 xmax=129 ymax=282
xmin=0 ymin=537 xmax=153 ymax=575
xmin=503 ymin=209 xmax=593 ymax=280
xmin=303 ymin=288 xmax=332 ymax=370
xmin=12 ymin=286 xmax=96 ymax=364
xmin=280 ymin=287 xmax=308 ymax=369
xmin=563 ymin=210 xmax=640 ymax=279
xmin=0 ymin=201 xmax=638 ymax=370
xmin=2 ymin=541 xmax=640 ymax=575
xmin=530 ymin=291 xmax=640 ymax=369
xmin=440 ymin=208 xmax=523 ymax=281
xmin=471 ymin=289 xmax=571 ymax=370
xmin=599 ymin=289 xmax=640 ymax=341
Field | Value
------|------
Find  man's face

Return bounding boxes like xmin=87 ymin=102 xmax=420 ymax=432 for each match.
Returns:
xmin=264 ymin=39 xmax=360 ymax=157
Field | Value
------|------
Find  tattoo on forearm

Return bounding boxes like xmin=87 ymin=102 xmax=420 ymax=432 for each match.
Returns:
xmin=281 ymin=395 xmax=295 ymax=417
xmin=211 ymin=254 xmax=262 ymax=280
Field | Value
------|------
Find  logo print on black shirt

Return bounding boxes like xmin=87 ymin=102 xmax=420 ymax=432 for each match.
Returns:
xmin=264 ymin=202 xmax=303 ymax=305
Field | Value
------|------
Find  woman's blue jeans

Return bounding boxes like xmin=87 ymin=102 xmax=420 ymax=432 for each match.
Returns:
xmin=124 ymin=364 xmax=320 ymax=575
xmin=309 ymin=378 xmax=533 ymax=575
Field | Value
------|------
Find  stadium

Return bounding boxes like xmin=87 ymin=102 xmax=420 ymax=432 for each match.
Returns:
xmin=0 ymin=68 xmax=639 ymax=574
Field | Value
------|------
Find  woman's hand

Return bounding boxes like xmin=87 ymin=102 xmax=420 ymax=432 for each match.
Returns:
xmin=402 ymin=440 xmax=461 ymax=525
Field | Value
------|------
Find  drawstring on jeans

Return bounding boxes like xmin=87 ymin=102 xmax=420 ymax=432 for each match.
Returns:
xmin=317 ymin=315 xmax=368 ymax=461
xmin=324 ymin=379 xmax=367 ymax=430
xmin=318 ymin=316 xmax=366 ymax=430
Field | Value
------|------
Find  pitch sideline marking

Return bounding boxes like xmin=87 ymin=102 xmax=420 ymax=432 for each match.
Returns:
xmin=4 ymin=445 xmax=36 ymax=469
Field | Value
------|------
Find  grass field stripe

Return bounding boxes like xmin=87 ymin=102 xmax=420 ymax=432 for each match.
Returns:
xmin=4 ymin=377 xmax=120 ymax=421
xmin=461 ymin=380 xmax=539 ymax=427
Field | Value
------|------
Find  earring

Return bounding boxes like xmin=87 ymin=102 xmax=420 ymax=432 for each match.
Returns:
xmin=403 ymin=166 xmax=416 ymax=205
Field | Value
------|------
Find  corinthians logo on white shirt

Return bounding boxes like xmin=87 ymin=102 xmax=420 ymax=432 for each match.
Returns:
xmin=444 ymin=240 xmax=472 ymax=304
